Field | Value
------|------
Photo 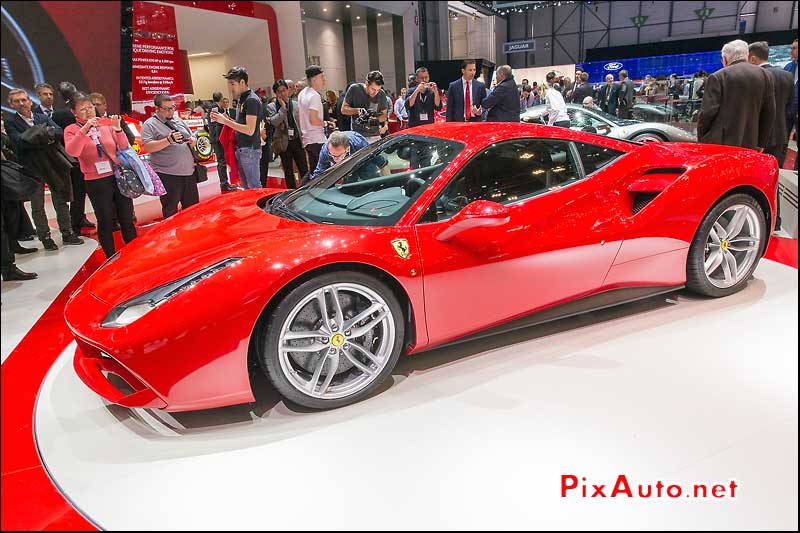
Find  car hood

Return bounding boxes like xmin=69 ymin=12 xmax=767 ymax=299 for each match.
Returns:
xmin=85 ymin=190 xmax=302 ymax=304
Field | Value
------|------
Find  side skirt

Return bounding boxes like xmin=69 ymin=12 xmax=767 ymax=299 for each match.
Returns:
xmin=422 ymin=285 xmax=684 ymax=352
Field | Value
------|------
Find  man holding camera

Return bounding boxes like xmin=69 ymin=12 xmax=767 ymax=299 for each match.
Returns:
xmin=141 ymin=94 xmax=200 ymax=219
xmin=342 ymin=71 xmax=389 ymax=144
xmin=405 ymin=67 xmax=442 ymax=128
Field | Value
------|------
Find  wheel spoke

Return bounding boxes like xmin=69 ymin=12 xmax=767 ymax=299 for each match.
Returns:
xmin=348 ymin=341 xmax=380 ymax=366
xmin=318 ymin=352 xmax=339 ymax=395
xmin=725 ymin=207 xmax=747 ymax=240
xmin=281 ymin=342 xmax=327 ymax=353
xmin=727 ymin=242 xmax=758 ymax=252
xmin=342 ymin=348 xmax=376 ymax=376
xmin=713 ymin=221 xmax=728 ymax=240
xmin=283 ymin=329 xmax=327 ymax=341
xmin=720 ymin=251 xmax=736 ymax=283
xmin=330 ymin=285 xmax=345 ymax=330
xmin=308 ymin=353 xmax=329 ymax=393
xmin=704 ymin=249 xmax=724 ymax=276
xmin=708 ymin=227 xmax=722 ymax=245
xmin=343 ymin=302 xmax=385 ymax=332
xmin=316 ymin=289 xmax=330 ymax=324
xmin=349 ymin=308 xmax=389 ymax=339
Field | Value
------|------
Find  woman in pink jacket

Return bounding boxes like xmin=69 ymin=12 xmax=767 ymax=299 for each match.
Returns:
xmin=64 ymin=92 xmax=137 ymax=257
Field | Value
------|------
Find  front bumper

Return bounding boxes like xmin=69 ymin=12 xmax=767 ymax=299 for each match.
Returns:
xmin=72 ymin=339 xmax=167 ymax=409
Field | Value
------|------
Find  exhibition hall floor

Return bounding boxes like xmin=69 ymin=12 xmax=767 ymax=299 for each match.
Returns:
xmin=1 ymin=166 xmax=798 ymax=530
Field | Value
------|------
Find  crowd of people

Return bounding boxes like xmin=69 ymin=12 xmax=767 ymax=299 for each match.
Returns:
xmin=2 ymin=36 xmax=797 ymax=282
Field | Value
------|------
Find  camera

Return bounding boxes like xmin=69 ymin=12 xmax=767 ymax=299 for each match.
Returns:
xmin=355 ymin=109 xmax=381 ymax=129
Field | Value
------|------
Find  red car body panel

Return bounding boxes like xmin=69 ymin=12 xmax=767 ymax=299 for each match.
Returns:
xmin=64 ymin=123 xmax=778 ymax=411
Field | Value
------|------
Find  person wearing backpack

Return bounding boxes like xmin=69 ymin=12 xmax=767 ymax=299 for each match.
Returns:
xmin=64 ymin=92 xmax=137 ymax=258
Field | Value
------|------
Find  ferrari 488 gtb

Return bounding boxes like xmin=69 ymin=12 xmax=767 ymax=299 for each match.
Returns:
xmin=65 ymin=123 xmax=778 ymax=411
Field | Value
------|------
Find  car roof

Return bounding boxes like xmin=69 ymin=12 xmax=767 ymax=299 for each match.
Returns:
xmin=402 ymin=122 xmax=637 ymax=151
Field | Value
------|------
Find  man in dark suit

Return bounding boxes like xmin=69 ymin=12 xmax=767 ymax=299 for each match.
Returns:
xmin=616 ymin=70 xmax=635 ymax=118
xmin=5 ymin=89 xmax=83 ymax=250
xmin=748 ymin=41 xmax=794 ymax=166
xmin=445 ymin=59 xmax=487 ymax=122
xmin=33 ymin=82 xmax=56 ymax=117
xmin=697 ymin=39 xmax=775 ymax=151
xmin=598 ymin=74 xmax=619 ymax=114
xmin=570 ymin=72 xmax=594 ymax=104
xmin=478 ymin=65 xmax=520 ymax=122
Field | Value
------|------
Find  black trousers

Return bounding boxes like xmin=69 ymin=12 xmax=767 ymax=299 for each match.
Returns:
xmin=212 ymin=142 xmax=229 ymax=186
xmin=279 ymin=138 xmax=308 ymax=189
xmin=157 ymin=172 xmax=200 ymax=219
xmin=16 ymin=205 xmax=34 ymax=239
xmin=2 ymin=200 xmax=21 ymax=250
xmin=260 ymin=142 xmax=273 ymax=188
xmin=85 ymin=175 xmax=137 ymax=258
xmin=764 ymin=144 xmax=788 ymax=168
xmin=1 ymin=202 xmax=13 ymax=272
xmin=69 ymin=164 xmax=87 ymax=234
xmin=303 ymin=143 xmax=323 ymax=185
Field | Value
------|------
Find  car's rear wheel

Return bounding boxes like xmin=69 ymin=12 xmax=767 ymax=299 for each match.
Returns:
xmin=631 ymin=131 xmax=666 ymax=143
xmin=686 ymin=194 xmax=766 ymax=297
xmin=261 ymin=271 xmax=404 ymax=409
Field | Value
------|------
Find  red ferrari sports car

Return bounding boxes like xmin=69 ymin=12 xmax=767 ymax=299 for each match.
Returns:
xmin=65 ymin=123 xmax=778 ymax=411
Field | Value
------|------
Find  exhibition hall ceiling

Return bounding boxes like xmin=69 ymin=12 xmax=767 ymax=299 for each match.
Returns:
xmin=170 ymin=3 xmax=265 ymax=55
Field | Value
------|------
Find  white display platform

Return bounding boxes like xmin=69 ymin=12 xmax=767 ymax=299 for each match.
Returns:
xmin=1 ymin=237 xmax=98 ymax=363
xmin=35 ymin=260 xmax=798 ymax=530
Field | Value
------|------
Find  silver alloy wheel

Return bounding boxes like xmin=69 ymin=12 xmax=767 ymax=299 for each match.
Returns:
xmin=703 ymin=204 xmax=762 ymax=289
xmin=631 ymin=133 xmax=664 ymax=143
xmin=277 ymin=283 xmax=396 ymax=400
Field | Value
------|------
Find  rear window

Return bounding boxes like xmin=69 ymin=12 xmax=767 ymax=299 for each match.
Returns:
xmin=573 ymin=142 xmax=625 ymax=175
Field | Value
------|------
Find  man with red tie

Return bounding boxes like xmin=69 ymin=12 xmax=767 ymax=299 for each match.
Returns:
xmin=446 ymin=59 xmax=487 ymax=122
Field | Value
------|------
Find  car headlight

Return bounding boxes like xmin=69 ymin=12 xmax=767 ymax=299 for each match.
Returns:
xmin=101 ymin=257 xmax=243 ymax=328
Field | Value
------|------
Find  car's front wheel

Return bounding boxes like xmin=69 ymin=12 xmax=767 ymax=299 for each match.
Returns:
xmin=261 ymin=271 xmax=405 ymax=409
xmin=631 ymin=131 xmax=666 ymax=142
xmin=686 ymin=194 xmax=766 ymax=297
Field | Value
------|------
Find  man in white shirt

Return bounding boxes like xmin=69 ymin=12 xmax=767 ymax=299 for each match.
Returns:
xmin=297 ymin=65 xmax=330 ymax=183
xmin=394 ymin=87 xmax=408 ymax=128
xmin=545 ymin=71 xmax=570 ymax=127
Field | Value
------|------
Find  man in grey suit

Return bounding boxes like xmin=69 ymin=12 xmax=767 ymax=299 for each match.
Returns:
xmin=748 ymin=41 xmax=794 ymax=167
xmin=697 ymin=39 xmax=775 ymax=151
xmin=265 ymin=79 xmax=307 ymax=188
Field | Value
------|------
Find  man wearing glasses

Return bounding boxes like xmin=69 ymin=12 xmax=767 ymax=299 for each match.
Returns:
xmin=310 ymin=130 xmax=385 ymax=180
xmin=141 ymin=94 xmax=200 ymax=219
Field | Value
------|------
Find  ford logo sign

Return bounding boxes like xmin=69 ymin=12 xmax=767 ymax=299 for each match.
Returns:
xmin=604 ymin=62 xmax=623 ymax=71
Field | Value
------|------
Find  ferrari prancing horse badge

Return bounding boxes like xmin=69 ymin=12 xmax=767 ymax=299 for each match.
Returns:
xmin=391 ymin=238 xmax=410 ymax=259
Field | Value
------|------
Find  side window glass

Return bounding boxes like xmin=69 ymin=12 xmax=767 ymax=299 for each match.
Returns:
xmin=429 ymin=139 xmax=581 ymax=222
xmin=573 ymin=142 xmax=624 ymax=175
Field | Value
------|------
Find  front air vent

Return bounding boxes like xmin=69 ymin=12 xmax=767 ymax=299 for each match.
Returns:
xmin=632 ymin=192 xmax=660 ymax=214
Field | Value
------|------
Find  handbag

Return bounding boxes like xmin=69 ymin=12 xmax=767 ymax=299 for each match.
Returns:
xmin=97 ymin=139 xmax=144 ymax=198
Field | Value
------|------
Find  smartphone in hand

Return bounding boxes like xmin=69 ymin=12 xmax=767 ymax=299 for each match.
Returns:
xmin=97 ymin=117 xmax=113 ymax=127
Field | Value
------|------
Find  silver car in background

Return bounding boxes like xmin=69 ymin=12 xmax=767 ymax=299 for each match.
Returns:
xmin=520 ymin=104 xmax=697 ymax=143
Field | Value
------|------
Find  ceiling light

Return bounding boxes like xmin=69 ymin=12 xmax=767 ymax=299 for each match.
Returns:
xmin=356 ymin=15 xmax=360 ymax=19
xmin=323 ymin=8 xmax=327 ymax=11
xmin=345 ymin=4 xmax=350 ymax=7
xmin=188 ymin=52 xmax=211 ymax=57
xmin=336 ymin=18 xmax=340 ymax=22
xmin=378 ymin=13 xmax=382 ymax=16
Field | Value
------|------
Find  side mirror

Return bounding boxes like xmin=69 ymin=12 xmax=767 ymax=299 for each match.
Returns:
xmin=597 ymin=124 xmax=611 ymax=135
xmin=436 ymin=200 xmax=511 ymax=242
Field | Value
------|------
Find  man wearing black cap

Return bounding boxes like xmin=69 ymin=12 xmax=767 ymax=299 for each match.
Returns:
xmin=210 ymin=66 xmax=264 ymax=189
xmin=297 ymin=65 xmax=331 ymax=182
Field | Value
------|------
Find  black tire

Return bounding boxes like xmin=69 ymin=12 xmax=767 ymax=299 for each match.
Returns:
xmin=686 ymin=194 xmax=766 ymax=298
xmin=260 ymin=271 xmax=405 ymax=410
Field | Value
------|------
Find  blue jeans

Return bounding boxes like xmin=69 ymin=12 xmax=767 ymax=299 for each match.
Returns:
xmin=236 ymin=147 xmax=262 ymax=189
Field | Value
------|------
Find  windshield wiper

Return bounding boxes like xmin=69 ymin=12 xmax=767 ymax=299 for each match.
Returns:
xmin=269 ymin=192 xmax=312 ymax=222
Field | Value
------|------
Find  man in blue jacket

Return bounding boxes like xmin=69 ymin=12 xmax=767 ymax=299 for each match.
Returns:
xmin=476 ymin=65 xmax=519 ymax=122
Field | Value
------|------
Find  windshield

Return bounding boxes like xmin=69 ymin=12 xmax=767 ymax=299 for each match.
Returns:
xmin=279 ymin=134 xmax=464 ymax=226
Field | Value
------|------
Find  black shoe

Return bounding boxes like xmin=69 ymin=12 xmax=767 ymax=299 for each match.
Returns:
xmin=19 ymin=235 xmax=35 ymax=242
xmin=80 ymin=217 xmax=96 ymax=228
xmin=62 ymin=234 xmax=84 ymax=245
xmin=112 ymin=222 xmax=121 ymax=231
xmin=2 ymin=266 xmax=38 ymax=281
xmin=12 ymin=244 xmax=37 ymax=254
xmin=42 ymin=238 xmax=58 ymax=251
xmin=221 ymin=183 xmax=240 ymax=192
